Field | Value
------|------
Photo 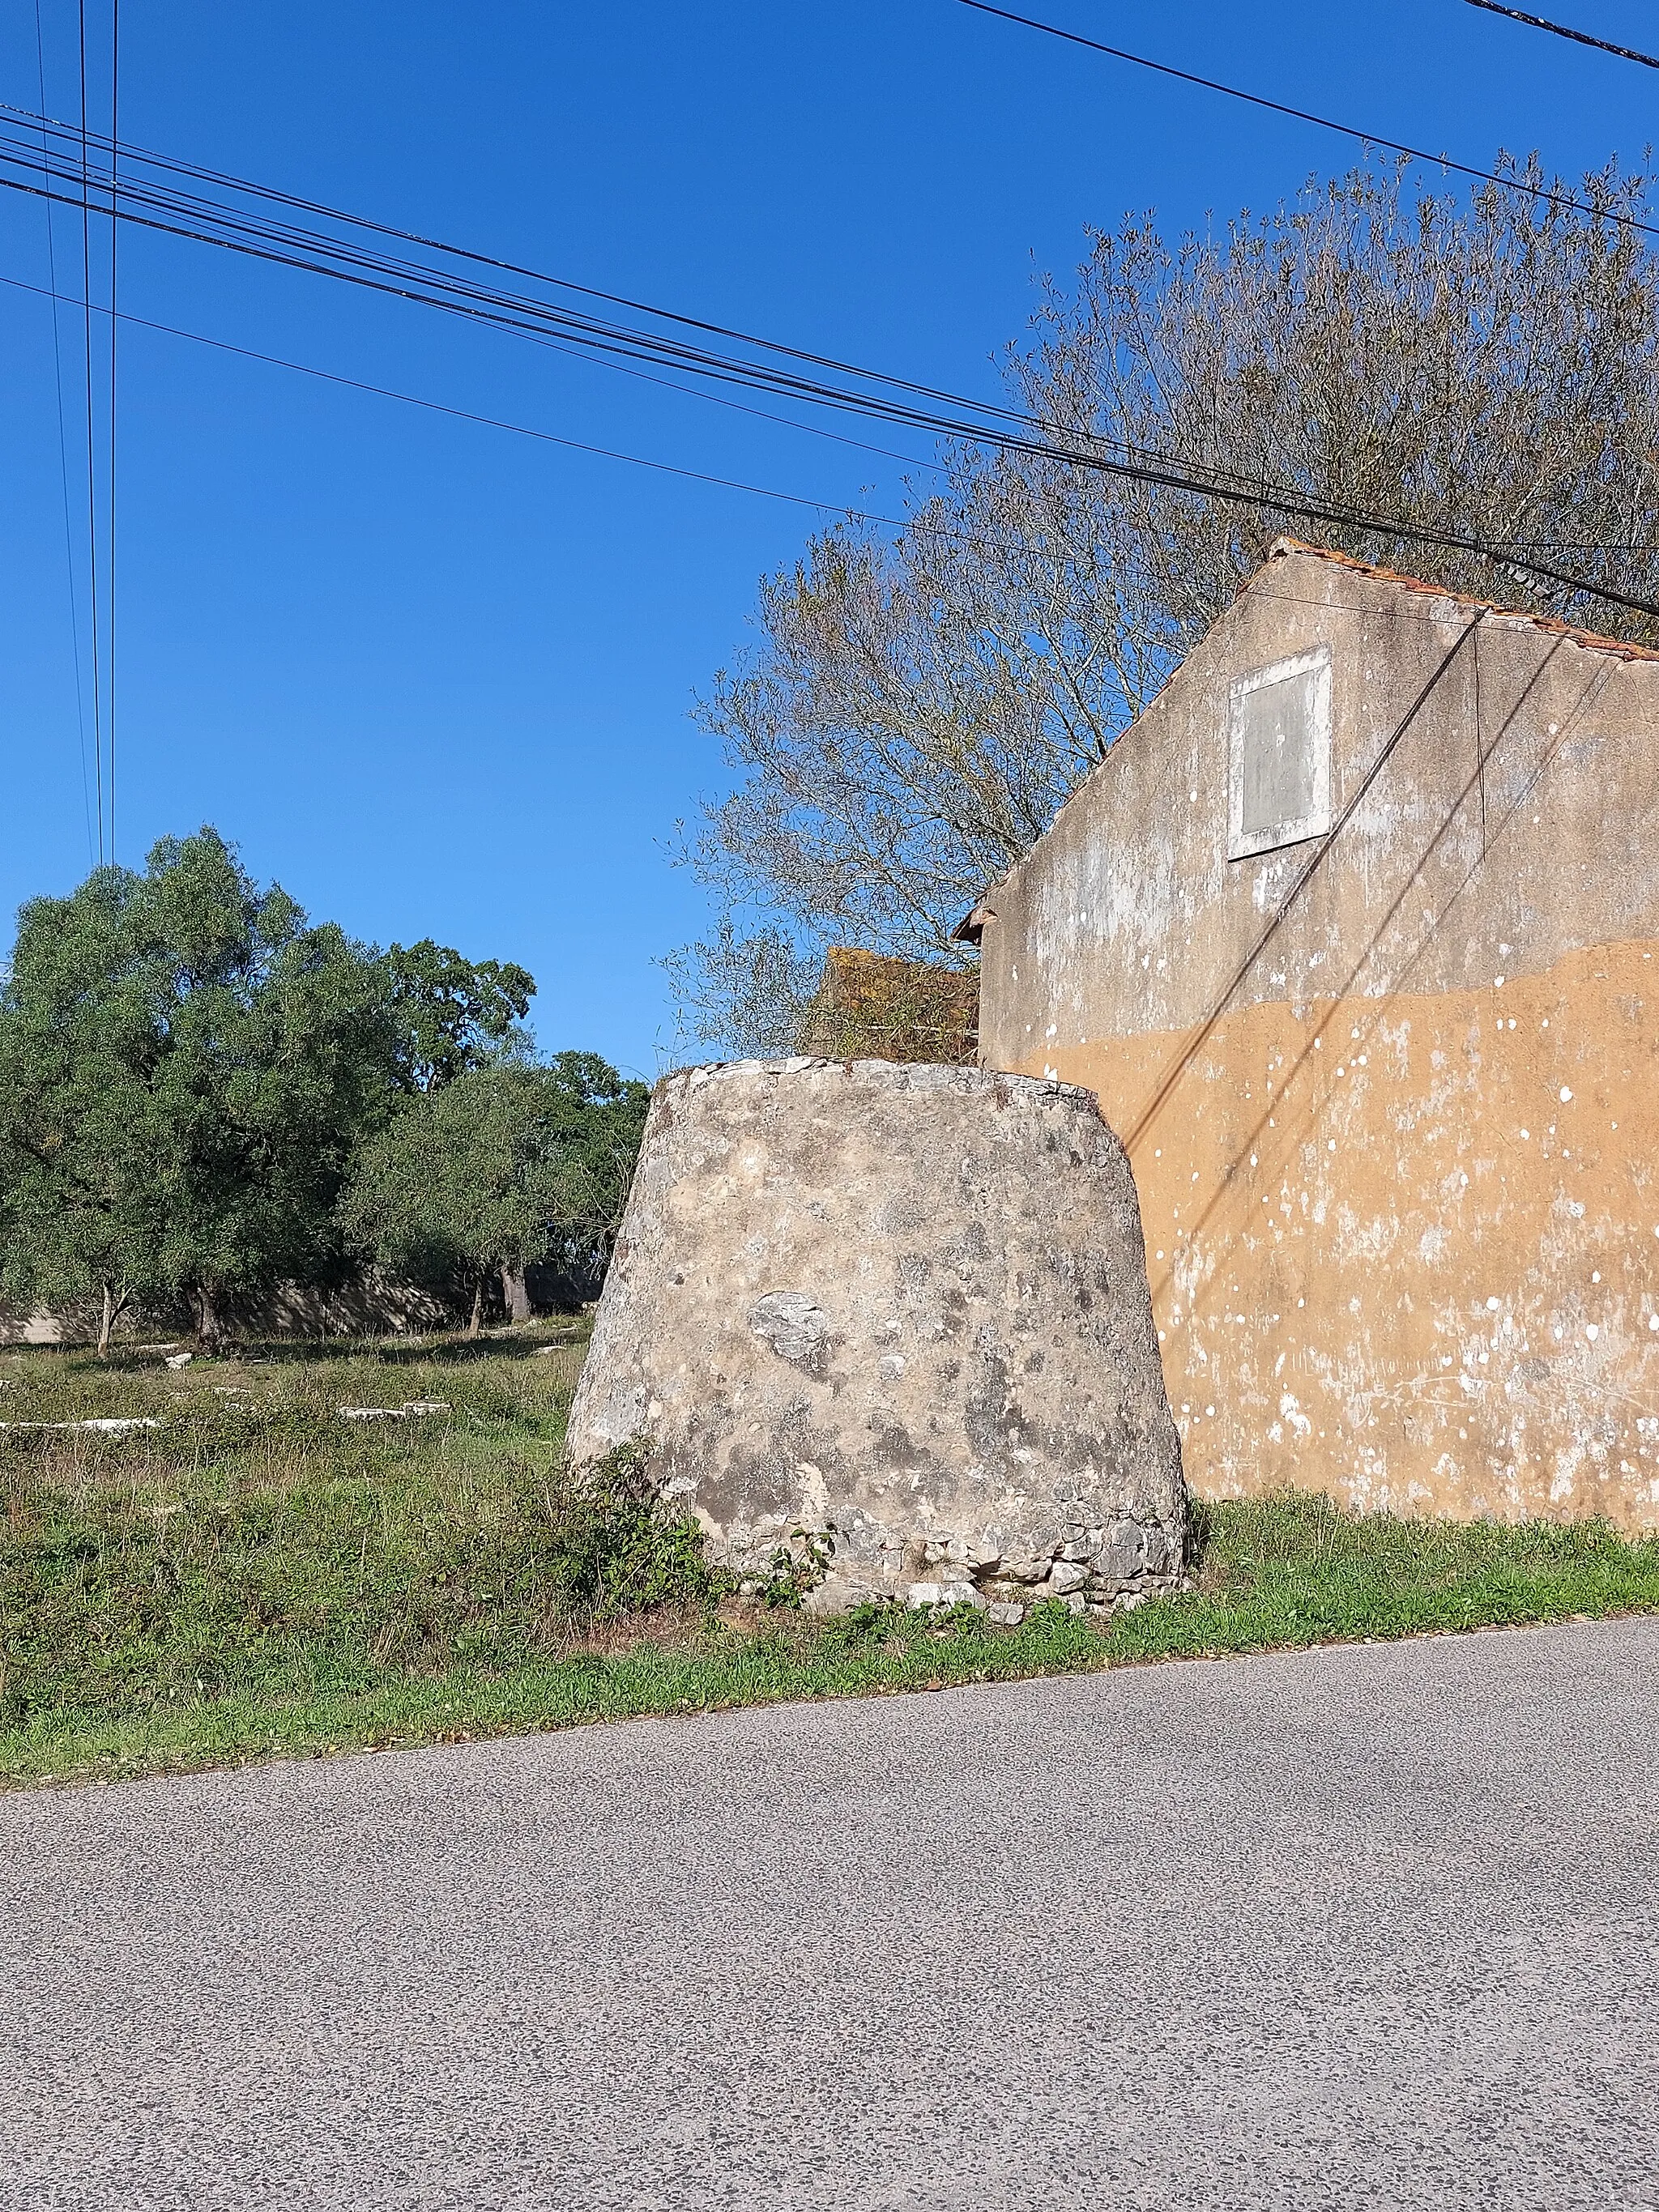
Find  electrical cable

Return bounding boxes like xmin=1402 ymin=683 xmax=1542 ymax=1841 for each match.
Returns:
xmin=0 ymin=130 xmax=1081 ymax=447
xmin=0 ymin=135 xmax=1428 ymax=545
xmin=0 ymin=98 xmax=1653 ymax=620
xmin=0 ymin=96 xmax=1083 ymax=432
xmin=952 ymin=0 xmax=1659 ymax=235
xmin=5 ymin=262 xmax=1653 ymax=625
xmin=33 ymin=0 xmax=95 ymax=866
xmin=75 ymin=1 xmax=103 ymax=864
xmin=4 ymin=147 xmax=1653 ymax=607
xmin=1463 ymin=0 xmax=1659 ymax=69
xmin=0 ymin=95 xmax=1651 ymax=603
xmin=0 ymin=92 xmax=1641 ymax=562
xmin=108 ymin=0 xmax=117 ymax=864
xmin=6 ymin=87 xmax=1648 ymax=471
xmin=2 ymin=263 xmax=1646 ymax=557
xmin=518 ymin=336 xmax=948 ymax=474
xmin=0 ymin=267 xmax=939 ymax=531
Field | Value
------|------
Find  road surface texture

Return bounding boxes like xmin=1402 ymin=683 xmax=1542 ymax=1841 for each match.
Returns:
xmin=2 ymin=1617 xmax=1655 ymax=2211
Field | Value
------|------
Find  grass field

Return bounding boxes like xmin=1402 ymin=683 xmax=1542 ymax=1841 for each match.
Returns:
xmin=4 ymin=1325 xmax=1657 ymax=1791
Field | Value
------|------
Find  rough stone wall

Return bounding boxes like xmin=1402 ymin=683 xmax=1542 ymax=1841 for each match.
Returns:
xmin=566 ymin=1059 xmax=1186 ymax=1615
xmin=975 ymin=540 xmax=1659 ymax=1529
xmin=797 ymin=948 xmax=979 ymax=1065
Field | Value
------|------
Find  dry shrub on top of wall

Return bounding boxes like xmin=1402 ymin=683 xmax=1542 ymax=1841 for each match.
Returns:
xmin=796 ymin=948 xmax=979 ymax=1065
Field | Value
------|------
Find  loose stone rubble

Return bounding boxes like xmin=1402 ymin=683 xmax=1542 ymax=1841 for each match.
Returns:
xmin=896 ymin=1508 xmax=1180 ymax=1623
xmin=0 ymin=1417 xmax=164 ymax=1435
xmin=336 ymin=1400 xmax=450 ymax=1421
xmin=567 ymin=1057 xmax=1188 ymax=1613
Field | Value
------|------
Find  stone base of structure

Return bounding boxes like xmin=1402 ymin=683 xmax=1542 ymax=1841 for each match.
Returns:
xmin=804 ymin=1510 xmax=1186 ymax=1622
xmin=566 ymin=1057 xmax=1187 ymax=1611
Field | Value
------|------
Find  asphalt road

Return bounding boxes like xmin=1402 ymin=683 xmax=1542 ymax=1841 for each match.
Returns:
xmin=2 ymin=1618 xmax=1656 ymax=2211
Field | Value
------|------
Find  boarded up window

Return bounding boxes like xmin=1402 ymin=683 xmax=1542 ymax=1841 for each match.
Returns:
xmin=1228 ymin=647 xmax=1333 ymax=860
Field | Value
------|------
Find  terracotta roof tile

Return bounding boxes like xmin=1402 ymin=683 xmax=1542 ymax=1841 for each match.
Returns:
xmin=1265 ymin=536 xmax=1659 ymax=663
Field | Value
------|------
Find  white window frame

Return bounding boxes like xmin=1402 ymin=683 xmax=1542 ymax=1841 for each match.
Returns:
xmin=1227 ymin=646 xmax=1334 ymax=862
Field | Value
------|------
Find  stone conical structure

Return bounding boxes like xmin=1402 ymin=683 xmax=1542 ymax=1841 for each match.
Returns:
xmin=567 ymin=1058 xmax=1186 ymax=1613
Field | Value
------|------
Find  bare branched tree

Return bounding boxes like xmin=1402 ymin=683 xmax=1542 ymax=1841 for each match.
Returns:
xmin=676 ymin=158 xmax=1659 ymax=1052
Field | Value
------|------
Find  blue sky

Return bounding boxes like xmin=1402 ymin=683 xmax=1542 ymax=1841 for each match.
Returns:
xmin=1 ymin=0 xmax=1653 ymax=1076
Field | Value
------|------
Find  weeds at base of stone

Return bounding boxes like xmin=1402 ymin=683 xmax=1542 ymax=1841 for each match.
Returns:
xmin=4 ymin=1334 xmax=1658 ymax=1791
xmin=740 ymin=1524 xmax=838 ymax=1609
xmin=23 ymin=1546 xmax=1659 ymax=1796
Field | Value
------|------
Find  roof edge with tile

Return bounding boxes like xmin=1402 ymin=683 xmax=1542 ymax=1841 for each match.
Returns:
xmin=1265 ymin=536 xmax=1659 ymax=664
xmin=951 ymin=538 xmax=1659 ymax=942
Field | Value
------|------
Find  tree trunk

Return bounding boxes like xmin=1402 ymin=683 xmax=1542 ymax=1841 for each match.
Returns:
xmin=467 ymin=1275 xmax=484 ymax=1339
xmin=501 ymin=1261 xmax=532 ymax=1324
xmin=195 ymin=1281 xmax=225 ymax=1353
xmin=97 ymin=1281 xmax=119 ymax=1359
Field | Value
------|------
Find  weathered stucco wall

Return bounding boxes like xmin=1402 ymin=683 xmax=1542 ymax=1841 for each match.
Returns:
xmin=976 ymin=542 xmax=1659 ymax=1529
xmin=567 ymin=1059 xmax=1185 ymax=1613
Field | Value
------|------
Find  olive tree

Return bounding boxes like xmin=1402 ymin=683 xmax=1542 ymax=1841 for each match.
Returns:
xmin=0 ymin=833 xmax=542 ymax=1352
xmin=0 ymin=831 xmax=399 ymax=1349
xmin=384 ymin=937 xmax=535 ymax=1091
xmin=341 ymin=1055 xmax=649 ymax=1333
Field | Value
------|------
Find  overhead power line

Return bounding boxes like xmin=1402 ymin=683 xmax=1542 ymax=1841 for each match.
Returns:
xmin=7 ymin=266 xmax=1653 ymax=567
xmin=0 ymin=106 xmax=1373 ymax=485
xmin=75 ymin=0 xmax=103 ymax=867
xmin=952 ymin=0 xmax=1659 ymax=237
xmin=0 ymin=268 xmax=938 ymax=531
xmin=0 ymin=105 xmax=946 ymax=468
xmin=6 ymin=266 xmax=1655 ymax=631
xmin=32 ymin=0 xmax=95 ymax=865
xmin=0 ymin=88 xmax=1652 ymax=471
xmin=108 ymin=0 xmax=118 ymax=865
xmin=0 ymin=99 xmax=1655 ymax=621
xmin=0 ymin=96 xmax=1081 ymax=441
xmin=1464 ymin=0 xmax=1659 ymax=69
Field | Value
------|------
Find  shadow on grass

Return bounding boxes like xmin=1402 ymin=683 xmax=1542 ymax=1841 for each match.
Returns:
xmin=365 ymin=1330 xmax=589 ymax=1368
xmin=6 ymin=1323 xmax=592 ymax=1376
xmin=93 ymin=1328 xmax=595 ymax=1370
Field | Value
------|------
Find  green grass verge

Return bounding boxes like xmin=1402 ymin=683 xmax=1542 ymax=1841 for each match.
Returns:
xmin=3 ymin=1337 xmax=1657 ymax=1790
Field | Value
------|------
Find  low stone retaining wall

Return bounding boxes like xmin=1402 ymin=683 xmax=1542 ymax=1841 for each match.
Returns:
xmin=567 ymin=1057 xmax=1188 ymax=1613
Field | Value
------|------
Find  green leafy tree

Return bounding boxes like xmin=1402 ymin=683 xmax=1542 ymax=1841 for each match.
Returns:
xmin=382 ymin=939 xmax=535 ymax=1091
xmin=533 ymin=1051 xmax=654 ymax=1304
xmin=0 ymin=868 xmax=166 ymax=1352
xmin=343 ymin=1055 xmax=649 ymax=1333
xmin=0 ymin=830 xmax=401 ymax=1351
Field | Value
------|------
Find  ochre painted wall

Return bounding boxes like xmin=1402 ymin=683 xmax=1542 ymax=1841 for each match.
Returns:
xmin=977 ymin=546 xmax=1659 ymax=1528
